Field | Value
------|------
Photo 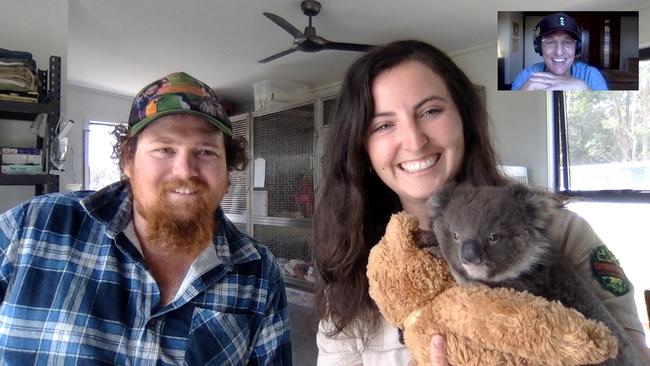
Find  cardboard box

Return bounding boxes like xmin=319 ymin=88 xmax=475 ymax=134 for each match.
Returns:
xmin=1 ymin=153 xmax=41 ymax=165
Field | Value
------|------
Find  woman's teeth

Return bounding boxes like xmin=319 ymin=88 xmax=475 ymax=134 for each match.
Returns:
xmin=400 ymin=155 xmax=439 ymax=173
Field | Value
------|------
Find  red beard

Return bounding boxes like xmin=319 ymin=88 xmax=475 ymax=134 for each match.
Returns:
xmin=134 ymin=178 xmax=218 ymax=254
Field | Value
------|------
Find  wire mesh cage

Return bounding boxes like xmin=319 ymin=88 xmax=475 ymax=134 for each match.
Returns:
xmin=253 ymin=224 xmax=312 ymax=261
xmin=251 ymin=104 xmax=317 ymax=283
xmin=253 ymin=104 xmax=315 ymax=219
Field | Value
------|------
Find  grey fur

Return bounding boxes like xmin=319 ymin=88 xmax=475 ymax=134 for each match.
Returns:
xmin=423 ymin=182 xmax=645 ymax=366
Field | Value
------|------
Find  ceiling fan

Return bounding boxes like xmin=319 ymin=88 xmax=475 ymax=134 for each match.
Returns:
xmin=258 ymin=0 xmax=373 ymax=63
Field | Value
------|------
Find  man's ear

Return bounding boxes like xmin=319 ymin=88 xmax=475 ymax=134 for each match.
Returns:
xmin=123 ymin=159 xmax=133 ymax=180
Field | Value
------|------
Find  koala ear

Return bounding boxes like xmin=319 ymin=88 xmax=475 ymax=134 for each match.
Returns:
xmin=427 ymin=182 xmax=456 ymax=216
xmin=515 ymin=184 xmax=559 ymax=230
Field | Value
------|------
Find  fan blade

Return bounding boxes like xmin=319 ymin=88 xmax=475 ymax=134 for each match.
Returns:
xmin=323 ymin=41 xmax=373 ymax=52
xmin=263 ymin=12 xmax=303 ymax=38
xmin=258 ymin=47 xmax=298 ymax=63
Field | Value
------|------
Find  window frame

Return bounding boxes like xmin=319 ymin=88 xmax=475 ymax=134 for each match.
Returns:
xmin=83 ymin=119 xmax=123 ymax=190
xmin=553 ymin=47 xmax=650 ymax=203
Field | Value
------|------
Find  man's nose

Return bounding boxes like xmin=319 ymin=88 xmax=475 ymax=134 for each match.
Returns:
xmin=173 ymin=151 xmax=198 ymax=178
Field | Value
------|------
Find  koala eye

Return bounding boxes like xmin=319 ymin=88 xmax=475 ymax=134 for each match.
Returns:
xmin=488 ymin=233 xmax=502 ymax=243
xmin=452 ymin=232 xmax=460 ymax=241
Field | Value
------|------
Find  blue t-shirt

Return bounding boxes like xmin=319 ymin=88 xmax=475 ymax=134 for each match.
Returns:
xmin=511 ymin=62 xmax=608 ymax=90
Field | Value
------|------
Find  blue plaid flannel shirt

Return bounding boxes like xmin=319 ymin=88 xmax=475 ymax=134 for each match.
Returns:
xmin=0 ymin=182 xmax=292 ymax=365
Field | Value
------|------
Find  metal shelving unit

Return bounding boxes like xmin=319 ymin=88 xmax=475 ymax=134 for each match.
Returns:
xmin=0 ymin=56 xmax=61 ymax=194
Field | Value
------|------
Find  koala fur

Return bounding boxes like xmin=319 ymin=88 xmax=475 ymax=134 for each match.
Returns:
xmin=425 ymin=182 xmax=645 ymax=366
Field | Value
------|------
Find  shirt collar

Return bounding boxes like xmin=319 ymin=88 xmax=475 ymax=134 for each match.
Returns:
xmin=80 ymin=181 xmax=132 ymax=239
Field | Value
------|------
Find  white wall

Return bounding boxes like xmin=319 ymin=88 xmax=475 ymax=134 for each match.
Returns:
xmin=0 ymin=0 xmax=68 ymax=212
xmin=62 ymin=85 xmax=132 ymax=191
xmin=0 ymin=0 xmax=68 ymax=96
xmin=450 ymin=44 xmax=549 ymax=188
xmin=641 ymin=5 xmax=650 ymax=47
xmin=523 ymin=15 xmax=544 ymax=69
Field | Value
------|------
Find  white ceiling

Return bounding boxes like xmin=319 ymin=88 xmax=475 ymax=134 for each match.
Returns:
xmin=68 ymin=0 xmax=646 ymax=109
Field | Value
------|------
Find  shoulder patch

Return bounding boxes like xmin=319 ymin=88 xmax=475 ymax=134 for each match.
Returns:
xmin=590 ymin=245 xmax=630 ymax=296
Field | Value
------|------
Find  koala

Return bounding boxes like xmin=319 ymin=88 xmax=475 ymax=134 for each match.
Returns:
xmin=423 ymin=182 xmax=645 ymax=366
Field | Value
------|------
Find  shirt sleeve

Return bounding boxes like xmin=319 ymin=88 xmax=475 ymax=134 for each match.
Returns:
xmin=549 ymin=208 xmax=644 ymax=334
xmin=510 ymin=68 xmax=530 ymax=90
xmin=586 ymin=67 xmax=609 ymax=90
xmin=250 ymin=258 xmax=292 ymax=365
xmin=0 ymin=204 xmax=23 ymax=303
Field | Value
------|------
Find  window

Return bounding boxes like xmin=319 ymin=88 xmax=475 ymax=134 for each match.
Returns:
xmin=554 ymin=49 xmax=649 ymax=343
xmin=84 ymin=120 xmax=122 ymax=190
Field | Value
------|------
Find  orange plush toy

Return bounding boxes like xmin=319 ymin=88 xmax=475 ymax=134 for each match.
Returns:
xmin=367 ymin=212 xmax=618 ymax=366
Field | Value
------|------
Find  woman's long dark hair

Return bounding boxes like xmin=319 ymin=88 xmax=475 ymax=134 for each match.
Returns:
xmin=313 ymin=40 xmax=508 ymax=335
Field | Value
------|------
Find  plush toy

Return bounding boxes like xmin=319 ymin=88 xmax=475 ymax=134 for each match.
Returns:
xmin=367 ymin=212 xmax=618 ymax=366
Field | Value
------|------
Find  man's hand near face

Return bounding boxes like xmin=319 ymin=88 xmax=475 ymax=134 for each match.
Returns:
xmin=521 ymin=72 xmax=589 ymax=91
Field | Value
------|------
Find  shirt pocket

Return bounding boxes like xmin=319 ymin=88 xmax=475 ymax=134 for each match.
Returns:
xmin=185 ymin=307 xmax=252 ymax=366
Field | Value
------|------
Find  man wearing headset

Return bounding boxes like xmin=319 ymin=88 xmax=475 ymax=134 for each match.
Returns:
xmin=512 ymin=12 xmax=608 ymax=91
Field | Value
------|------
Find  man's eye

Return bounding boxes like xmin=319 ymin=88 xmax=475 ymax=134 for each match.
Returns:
xmin=452 ymin=232 xmax=459 ymax=241
xmin=197 ymin=150 xmax=220 ymax=159
xmin=156 ymin=147 xmax=173 ymax=154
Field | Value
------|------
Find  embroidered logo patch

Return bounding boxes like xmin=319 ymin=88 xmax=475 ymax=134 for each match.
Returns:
xmin=590 ymin=245 xmax=630 ymax=296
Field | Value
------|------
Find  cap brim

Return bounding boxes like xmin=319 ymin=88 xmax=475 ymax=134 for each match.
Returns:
xmin=130 ymin=110 xmax=233 ymax=136
xmin=540 ymin=27 xmax=581 ymax=41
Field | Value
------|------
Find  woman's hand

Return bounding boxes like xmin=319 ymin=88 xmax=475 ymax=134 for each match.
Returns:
xmin=408 ymin=335 xmax=449 ymax=366
xmin=428 ymin=335 xmax=449 ymax=366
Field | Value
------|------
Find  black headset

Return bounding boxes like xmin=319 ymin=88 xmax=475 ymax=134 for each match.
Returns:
xmin=533 ymin=13 xmax=582 ymax=56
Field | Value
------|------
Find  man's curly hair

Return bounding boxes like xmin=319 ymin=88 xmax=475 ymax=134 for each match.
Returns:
xmin=111 ymin=122 xmax=249 ymax=180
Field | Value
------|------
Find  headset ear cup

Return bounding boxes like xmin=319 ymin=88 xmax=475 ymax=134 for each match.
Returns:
xmin=533 ymin=24 xmax=542 ymax=56
xmin=575 ymin=24 xmax=582 ymax=56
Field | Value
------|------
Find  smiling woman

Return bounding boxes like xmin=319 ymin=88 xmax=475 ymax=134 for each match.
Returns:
xmin=313 ymin=40 xmax=508 ymax=365
xmin=365 ymin=60 xmax=465 ymax=221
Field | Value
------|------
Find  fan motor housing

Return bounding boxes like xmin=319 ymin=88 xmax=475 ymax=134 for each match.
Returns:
xmin=301 ymin=0 xmax=321 ymax=17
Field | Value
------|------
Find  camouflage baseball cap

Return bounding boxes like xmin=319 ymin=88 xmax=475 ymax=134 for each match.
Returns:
xmin=128 ymin=72 xmax=233 ymax=136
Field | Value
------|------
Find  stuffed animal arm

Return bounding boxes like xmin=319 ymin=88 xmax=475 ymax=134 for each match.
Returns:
xmin=367 ymin=212 xmax=618 ymax=366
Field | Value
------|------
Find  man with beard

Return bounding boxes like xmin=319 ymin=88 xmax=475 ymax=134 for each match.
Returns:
xmin=0 ymin=72 xmax=292 ymax=364
xmin=511 ymin=12 xmax=608 ymax=91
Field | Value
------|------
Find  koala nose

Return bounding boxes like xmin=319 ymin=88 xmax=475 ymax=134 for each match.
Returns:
xmin=460 ymin=239 xmax=483 ymax=264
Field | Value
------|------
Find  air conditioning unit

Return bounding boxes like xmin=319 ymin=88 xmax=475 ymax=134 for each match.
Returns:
xmin=253 ymin=79 xmax=309 ymax=111
xmin=498 ymin=165 xmax=528 ymax=184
